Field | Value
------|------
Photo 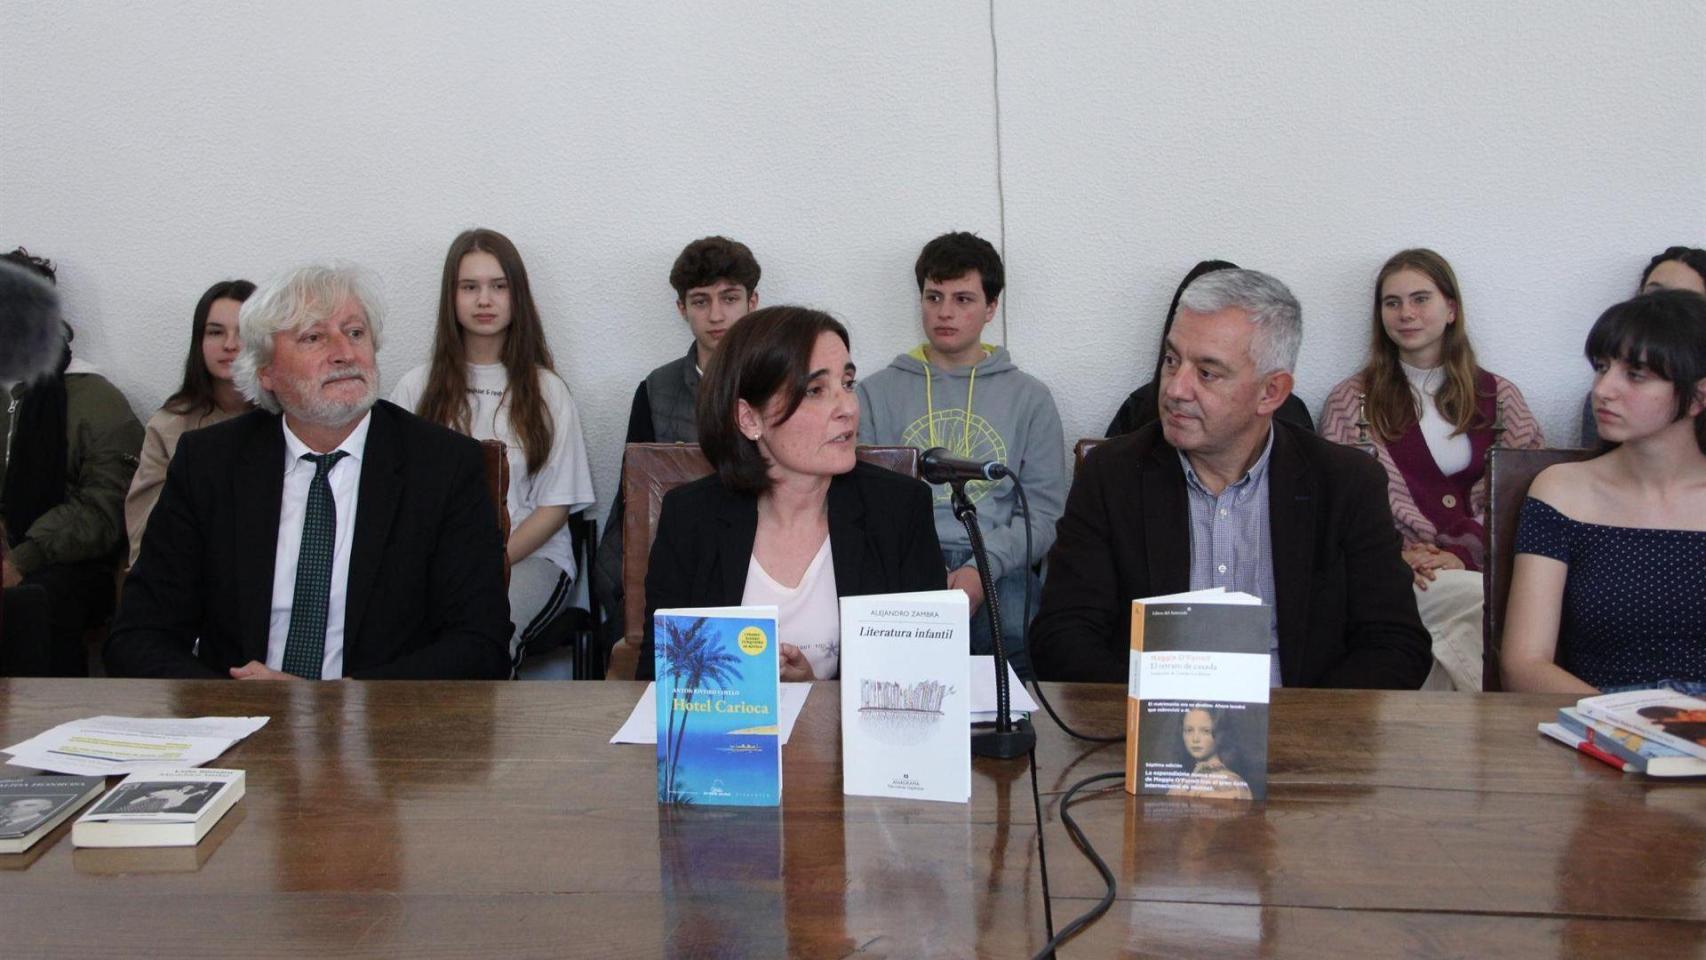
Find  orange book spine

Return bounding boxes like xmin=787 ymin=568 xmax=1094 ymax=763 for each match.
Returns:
xmin=1124 ymin=601 xmax=1145 ymax=794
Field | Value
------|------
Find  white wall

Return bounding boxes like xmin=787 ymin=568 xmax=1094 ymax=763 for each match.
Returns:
xmin=4 ymin=1 xmax=1702 ymax=520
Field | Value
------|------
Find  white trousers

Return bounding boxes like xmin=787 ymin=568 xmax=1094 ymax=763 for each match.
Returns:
xmin=1415 ymin=569 xmax=1485 ymax=691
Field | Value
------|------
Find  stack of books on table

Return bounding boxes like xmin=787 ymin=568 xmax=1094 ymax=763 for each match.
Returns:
xmin=1539 ymin=690 xmax=1706 ymax=777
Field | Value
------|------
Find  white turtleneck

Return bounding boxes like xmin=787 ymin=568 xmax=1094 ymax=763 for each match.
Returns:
xmin=1402 ymin=361 xmax=1471 ymax=476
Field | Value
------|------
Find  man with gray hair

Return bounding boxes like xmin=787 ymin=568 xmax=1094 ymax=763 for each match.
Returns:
xmin=1031 ymin=268 xmax=1430 ymax=688
xmin=107 ymin=263 xmax=510 ymax=680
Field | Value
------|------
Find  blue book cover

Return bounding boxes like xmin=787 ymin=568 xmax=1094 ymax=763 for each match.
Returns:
xmin=655 ymin=605 xmax=781 ymax=806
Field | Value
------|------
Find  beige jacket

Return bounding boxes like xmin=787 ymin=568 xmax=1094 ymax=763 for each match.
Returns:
xmin=124 ymin=405 xmax=242 ymax=567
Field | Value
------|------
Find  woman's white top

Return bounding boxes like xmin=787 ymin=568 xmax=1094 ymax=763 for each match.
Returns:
xmin=1402 ymin=360 xmax=1471 ymax=476
xmin=741 ymin=537 xmax=840 ymax=680
xmin=391 ymin=361 xmax=596 ymax=578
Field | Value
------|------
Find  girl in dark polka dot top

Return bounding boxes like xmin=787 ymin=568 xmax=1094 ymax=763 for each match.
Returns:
xmin=1502 ymin=290 xmax=1706 ymax=694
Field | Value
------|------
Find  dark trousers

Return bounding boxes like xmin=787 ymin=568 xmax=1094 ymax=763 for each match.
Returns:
xmin=2 ymin=560 xmax=115 ymax=676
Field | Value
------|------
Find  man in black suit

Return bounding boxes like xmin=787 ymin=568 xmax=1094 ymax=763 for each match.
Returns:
xmin=1031 ymin=269 xmax=1429 ymax=688
xmin=107 ymin=264 xmax=510 ymax=680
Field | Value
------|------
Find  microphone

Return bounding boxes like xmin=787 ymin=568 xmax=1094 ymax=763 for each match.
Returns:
xmin=919 ymin=447 xmax=1010 ymax=484
xmin=0 ymin=261 xmax=64 ymax=383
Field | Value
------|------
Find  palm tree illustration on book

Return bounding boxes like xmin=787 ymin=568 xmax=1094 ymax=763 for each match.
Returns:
xmin=658 ymin=616 xmax=743 ymax=804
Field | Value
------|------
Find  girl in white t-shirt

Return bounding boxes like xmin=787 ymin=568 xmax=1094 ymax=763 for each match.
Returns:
xmin=392 ymin=228 xmax=596 ymax=671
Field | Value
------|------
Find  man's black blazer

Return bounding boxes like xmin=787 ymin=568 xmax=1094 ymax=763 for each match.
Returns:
xmin=106 ymin=402 xmax=511 ymax=680
xmin=1030 ymin=420 xmax=1430 ymax=688
xmin=639 ymin=460 xmax=947 ymax=680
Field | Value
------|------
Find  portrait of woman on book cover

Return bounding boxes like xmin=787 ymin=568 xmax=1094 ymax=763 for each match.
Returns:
xmin=1166 ymin=706 xmax=1255 ymax=801
xmin=1638 ymin=706 xmax=1706 ymax=748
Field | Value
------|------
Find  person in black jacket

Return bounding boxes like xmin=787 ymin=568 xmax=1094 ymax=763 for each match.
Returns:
xmin=1106 ymin=259 xmax=1314 ymax=438
xmin=1033 ymin=269 xmax=1429 ymax=688
xmin=106 ymin=264 xmax=510 ymax=681
xmin=641 ymin=306 xmax=945 ymax=681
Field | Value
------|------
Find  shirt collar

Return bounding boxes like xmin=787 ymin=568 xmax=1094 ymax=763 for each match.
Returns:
xmin=281 ymin=411 xmax=372 ymax=475
xmin=1179 ymin=425 xmax=1276 ymax=498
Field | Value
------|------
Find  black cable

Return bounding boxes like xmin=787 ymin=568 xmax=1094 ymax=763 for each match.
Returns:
xmin=1010 ymin=477 xmax=1123 ymax=744
xmin=1027 ymin=746 xmax=1055 ymax=942
xmin=1002 ymin=478 xmax=1122 ymax=953
xmin=1030 ymin=770 xmax=1123 ymax=960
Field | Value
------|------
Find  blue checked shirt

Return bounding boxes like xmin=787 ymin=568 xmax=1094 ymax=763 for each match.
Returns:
xmin=1178 ymin=428 xmax=1282 ymax=687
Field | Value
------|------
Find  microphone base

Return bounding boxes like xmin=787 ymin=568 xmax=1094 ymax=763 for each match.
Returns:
xmin=971 ymin=717 xmax=1036 ymax=759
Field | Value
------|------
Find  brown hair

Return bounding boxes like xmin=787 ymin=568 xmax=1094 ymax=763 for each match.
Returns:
xmin=1359 ymin=248 xmax=1488 ymax=443
xmin=697 ymin=306 xmax=850 ymax=496
xmin=669 ymin=236 xmax=761 ymax=302
xmin=415 ymin=229 xmax=556 ymax=474
xmin=164 ymin=279 xmax=257 ymax=417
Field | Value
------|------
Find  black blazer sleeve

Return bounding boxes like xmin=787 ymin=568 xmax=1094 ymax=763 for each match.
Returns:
xmin=892 ymin=475 xmax=947 ymax=594
xmin=353 ymin=435 xmax=510 ymax=680
xmin=639 ymin=483 xmax=705 ymax=681
xmin=105 ymin=433 xmax=223 ymax=679
xmin=1314 ymin=451 xmax=1431 ymax=689
xmin=1029 ymin=445 xmax=1130 ymax=682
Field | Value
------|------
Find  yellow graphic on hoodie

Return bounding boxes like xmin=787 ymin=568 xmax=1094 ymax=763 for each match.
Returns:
xmin=900 ymin=347 xmax=1006 ymax=506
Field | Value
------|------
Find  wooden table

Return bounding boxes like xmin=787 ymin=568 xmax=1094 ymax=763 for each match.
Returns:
xmin=0 ymin=679 xmax=1048 ymax=959
xmin=1027 ymin=685 xmax=1706 ymax=959
xmin=4 ymin=681 xmax=1702 ymax=958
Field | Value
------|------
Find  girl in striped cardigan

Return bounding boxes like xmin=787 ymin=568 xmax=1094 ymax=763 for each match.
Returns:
xmin=1320 ymin=249 xmax=1544 ymax=688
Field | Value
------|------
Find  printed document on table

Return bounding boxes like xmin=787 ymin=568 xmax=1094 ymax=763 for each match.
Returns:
xmin=612 ymin=683 xmax=811 ymax=745
xmin=3 ymin=716 xmax=269 ymax=776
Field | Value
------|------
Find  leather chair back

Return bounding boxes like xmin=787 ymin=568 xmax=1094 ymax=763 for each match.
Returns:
xmin=1482 ymin=445 xmax=1595 ymax=690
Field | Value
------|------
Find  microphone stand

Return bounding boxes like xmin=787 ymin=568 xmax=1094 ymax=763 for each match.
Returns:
xmin=950 ymin=478 xmax=1036 ymax=759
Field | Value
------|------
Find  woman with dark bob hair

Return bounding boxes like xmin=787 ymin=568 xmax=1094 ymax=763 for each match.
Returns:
xmin=124 ymin=279 xmax=256 ymax=566
xmin=1503 ymin=289 xmax=1706 ymax=693
xmin=641 ymin=306 xmax=946 ymax=681
xmin=1580 ymin=246 xmax=1706 ymax=445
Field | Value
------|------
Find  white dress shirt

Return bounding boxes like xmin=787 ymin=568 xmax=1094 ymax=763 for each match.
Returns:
xmin=266 ymin=413 xmax=371 ymax=678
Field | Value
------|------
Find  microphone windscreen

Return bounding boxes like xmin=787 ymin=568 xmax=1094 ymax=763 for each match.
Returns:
xmin=0 ymin=261 xmax=64 ymax=382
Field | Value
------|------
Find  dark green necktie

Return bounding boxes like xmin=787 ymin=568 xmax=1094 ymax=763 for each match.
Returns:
xmin=281 ymin=451 xmax=348 ymax=679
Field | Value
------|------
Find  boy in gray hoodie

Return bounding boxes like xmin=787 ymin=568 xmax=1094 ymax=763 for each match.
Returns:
xmin=855 ymin=232 xmax=1065 ymax=678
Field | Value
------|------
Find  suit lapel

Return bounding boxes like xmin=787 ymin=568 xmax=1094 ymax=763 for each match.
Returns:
xmin=714 ymin=489 xmax=759 ymax=606
xmin=1268 ymin=426 xmax=1315 ymax=687
xmin=1140 ymin=442 xmax=1191 ymax=596
xmin=236 ymin=417 xmax=285 ymax=666
xmin=825 ymin=472 xmax=867 ymax=597
xmin=344 ymin=407 xmax=403 ymax=666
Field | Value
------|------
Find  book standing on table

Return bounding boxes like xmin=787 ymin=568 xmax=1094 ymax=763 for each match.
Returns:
xmin=654 ymin=606 xmax=781 ymax=807
xmin=1126 ymin=589 xmax=1271 ymax=801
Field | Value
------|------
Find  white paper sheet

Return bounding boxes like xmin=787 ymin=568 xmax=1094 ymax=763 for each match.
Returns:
xmin=970 ymin=656 xmax=1038 ymax=723
xmin=611 ymin=683 xmax=812 ymax=745
xmin=3 ymin=716 xmax=269 ymax=776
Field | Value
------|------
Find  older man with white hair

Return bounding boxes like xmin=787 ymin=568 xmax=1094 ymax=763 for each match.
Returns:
xmin=107 ymin=264 xmax=510 ymax=680
xmin=1031 ymin=268 xmax=1431 ymax=688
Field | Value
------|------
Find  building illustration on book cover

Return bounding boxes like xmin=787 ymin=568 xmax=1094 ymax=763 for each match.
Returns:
xmin=655 ymin=610 xmax=781 ymax=807
xmin=856 ymin=679 xmax=956 ymax=745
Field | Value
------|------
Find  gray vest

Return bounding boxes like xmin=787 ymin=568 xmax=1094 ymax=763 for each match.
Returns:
xmin=644 ymin=342 xmax=702 ymax=443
